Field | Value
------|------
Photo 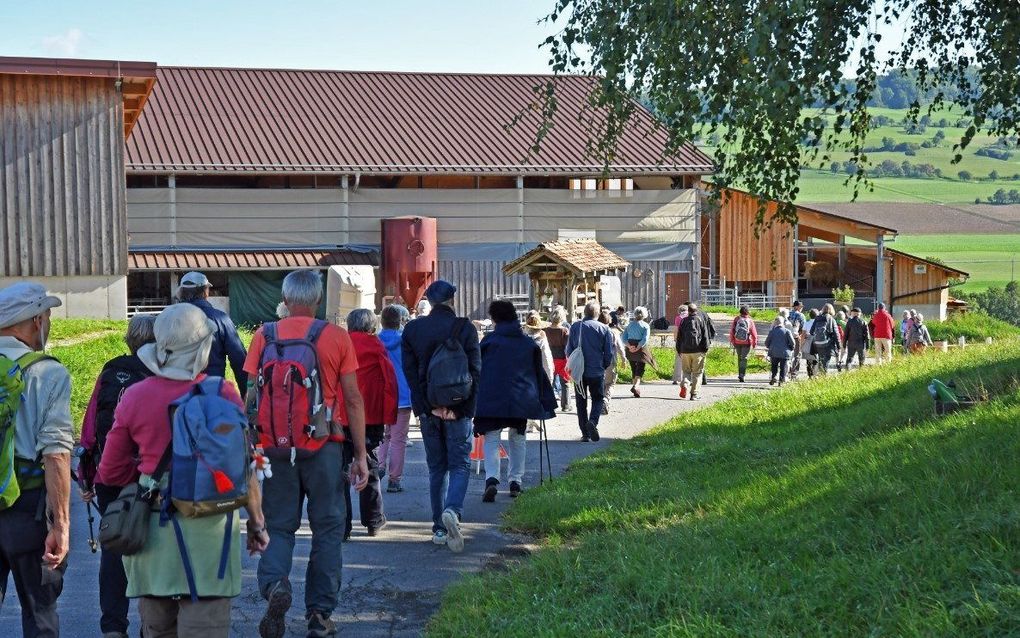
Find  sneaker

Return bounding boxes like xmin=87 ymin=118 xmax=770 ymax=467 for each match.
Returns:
xmin=589 ymin=426 xmax=600 ymax=442
xmin=386 ymin=479 xmax=403 ymax=493
xmin=442 ymin=508 xmax=464 ymax=553
xmin=482 ymin=478 xmax=498 ymax=503
xmin=432 ymin=530 xmax=448 ymax=545
xmin=306 ymin=611 xmax=337 ymax=637
xmin=679 ymin=386 xmax=687 ymax=399
xmin=367 ymin=517 xmax=387 ymax=537
xmin=690 ymin=394 xmax=700 ymax=401
xmin=509 ymin=481 xmax=522 ymax=498
xmin=259 ymin=580 xmax=292 ymax=638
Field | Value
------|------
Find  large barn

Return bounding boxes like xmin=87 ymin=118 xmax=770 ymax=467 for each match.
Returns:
xmin=122 ymin=65 xmax=713 ymax=322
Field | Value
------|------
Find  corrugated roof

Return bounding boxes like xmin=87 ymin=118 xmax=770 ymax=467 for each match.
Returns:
xmin=129 ymin=248 xmax=379 ymax=271
xmin=125 ymin=66 xmax=713 ymax=176
xmin=504 ymin=239 xmax=630 ymax=276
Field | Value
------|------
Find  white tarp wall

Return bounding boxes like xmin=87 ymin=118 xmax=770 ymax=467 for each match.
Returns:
xmin=326 ymin=265 xmax=376 ymax=323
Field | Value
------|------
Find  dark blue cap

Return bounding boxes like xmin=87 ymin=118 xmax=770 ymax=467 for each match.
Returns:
xmin=425 ymin=280 xmax=457 ymax=304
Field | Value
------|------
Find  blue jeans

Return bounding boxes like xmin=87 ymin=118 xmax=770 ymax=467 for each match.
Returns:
xmin=420 ymin=415 xmax=472 ymax=533
xmin=257 ymin=441 xmax=346 ymax=615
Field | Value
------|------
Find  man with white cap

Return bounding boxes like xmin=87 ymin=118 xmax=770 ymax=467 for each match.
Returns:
xmin=177 ymin=271 xmax=248 ymax=389
xmin=0 ymin=282 xmax=74 ymax=637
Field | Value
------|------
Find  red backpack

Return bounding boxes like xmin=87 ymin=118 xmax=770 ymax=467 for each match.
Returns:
xmin=255 ymin=320 xmax=331 ymax=461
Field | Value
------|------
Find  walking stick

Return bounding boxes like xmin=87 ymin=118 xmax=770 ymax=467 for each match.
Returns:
xmin=538 ymin=421 xmax=545 ymax=485
xmin=85 ymin=501 xmax=98 ymax=553
xmin=542 ymin=419 xmax=553 ymax=484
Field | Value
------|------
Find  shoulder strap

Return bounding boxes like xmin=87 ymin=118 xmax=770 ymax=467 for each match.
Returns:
xmin=151 ymin=383 xmax=200 ymax=488
xmin=305 ymin=318 xmax=328 ymax=343
xmin=450 ymin=317 xmax=467 ymax=340
xmin=262 ymin=321 xmax=277 ymax=344
xmin=17 ymin=351 xmax=56 ymax=371
xmin=198 ymin=376 xmax=225 ymax=397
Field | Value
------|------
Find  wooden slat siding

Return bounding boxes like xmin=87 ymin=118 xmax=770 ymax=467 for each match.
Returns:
xmin=438 ymin=259 xmax=529 ymax=320
xmin=0 ymin=74 xmax=126 ymax=277
xmin=717 ymin=189 xmax=794 ymax=282
xmin=892 ymin=251 xmax=951 ymax=305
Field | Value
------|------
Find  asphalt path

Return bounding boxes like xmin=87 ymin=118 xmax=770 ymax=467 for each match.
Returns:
xmin=2 ymin=372 xmax=774 ymax=637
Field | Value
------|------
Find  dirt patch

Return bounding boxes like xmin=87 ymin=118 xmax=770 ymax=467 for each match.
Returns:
xmin=800 ymin=202 xmax=1020 ymax=234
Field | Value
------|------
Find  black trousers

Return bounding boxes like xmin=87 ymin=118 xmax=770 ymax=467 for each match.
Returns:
xmin=345 ymin=429 xmax=385 ymax=535
xmin=0 ymin=488 xmax=66 ymax=638
xmin=96 ymin=483 xmax=130 ymax=634
xmin=845 ymin=345 xmax=867 ymax=368
xmin=575 ymin=375 xmax=606 ymax=436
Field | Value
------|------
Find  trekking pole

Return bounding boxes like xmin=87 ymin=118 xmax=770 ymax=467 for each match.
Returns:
xmin=542 ymin=419 xmax=553 ymax=484
xmin=85 ymin=501 xmax=98 ymax=553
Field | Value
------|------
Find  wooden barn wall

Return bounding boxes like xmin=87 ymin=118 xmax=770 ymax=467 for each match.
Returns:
xmin=892 ymin=252 xmax=951 ymax=305
xmin=0 ymin=74 xmax=126 ymax=277
xmin=717 ymin=189 xmax=794 ymax=282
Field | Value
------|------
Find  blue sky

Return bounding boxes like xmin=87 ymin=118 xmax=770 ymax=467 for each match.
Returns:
xmin=0 ymin=0 xmax=558 ymax=73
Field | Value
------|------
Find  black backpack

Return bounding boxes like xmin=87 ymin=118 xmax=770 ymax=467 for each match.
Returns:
xmin=426 ymin=318 xmax=474 ymax=408
xmin=679 ymin=316 xmax=706 ymax=352
xmin=94 ymin=356 xmax=152 ymax=451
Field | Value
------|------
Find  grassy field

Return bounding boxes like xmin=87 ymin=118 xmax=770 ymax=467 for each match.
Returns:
xmin=429 ymin=340 xmax=1020 ymax=636
xmin=49 ymin=333 xmax=130 ymax=431
xmin=699 ymin=305 xmax=777 ymax=320
xmin=49 ymin=318 xmax=127 ymax=343
xmin=889 ymin=234 xmax=1020 ymax=292
xmin=927 ymin=312 xmax=1020 ymax=342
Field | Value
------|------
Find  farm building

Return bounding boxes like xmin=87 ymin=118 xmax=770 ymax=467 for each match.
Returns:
xmin=122 ymin=65 xmax=712 ymax=322
xmin=0 ymin=56 xmax=155 ymax=318
xmin=705 ymin=187 xmax=969 ymax=320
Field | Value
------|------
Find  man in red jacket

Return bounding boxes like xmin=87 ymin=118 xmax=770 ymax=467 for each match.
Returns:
xmin=729 ymin=306 xmax=758 ymax=382
xmin=868 ymin=302 xmax=896 ymax=364
xmin=345 ymin=309 xmax=398 ymax=540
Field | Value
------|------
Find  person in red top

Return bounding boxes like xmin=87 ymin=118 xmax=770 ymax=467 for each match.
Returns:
xmin=242 ymin=271 xmax=369 ymax=638
xmin=343 ymin=309 xmax=397 ymax=540
xmin=868 ymin=302 xmax=896 ymax=364
xmin=729 ymin=305 xmax=759 ymax=382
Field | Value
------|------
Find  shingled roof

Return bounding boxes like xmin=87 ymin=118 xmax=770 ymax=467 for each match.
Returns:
xmin=125 ymin=66 xmax=713 ymax=176
xmin=503 ymin=240 xmax=630 ymax=277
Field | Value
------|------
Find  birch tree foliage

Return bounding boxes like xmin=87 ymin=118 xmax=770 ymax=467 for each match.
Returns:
xmin=535 ymin=0 xmax=1020 ymax=225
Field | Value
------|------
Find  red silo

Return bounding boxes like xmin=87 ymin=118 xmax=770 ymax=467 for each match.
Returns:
xmin=382 ymin=216 xmax=438 ymax=309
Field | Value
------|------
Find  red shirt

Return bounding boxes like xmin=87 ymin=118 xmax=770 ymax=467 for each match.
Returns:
xmin=97 ymin=375 xmax=243 ymax=487
xmin=869 ymin=309 xmax=895 ymax=339
xmin=348 ymin=332 xmax=398 ymax=426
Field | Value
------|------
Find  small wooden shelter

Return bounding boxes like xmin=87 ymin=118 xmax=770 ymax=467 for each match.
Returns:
xmin=503 ymin=239 xmax=630 ymax=318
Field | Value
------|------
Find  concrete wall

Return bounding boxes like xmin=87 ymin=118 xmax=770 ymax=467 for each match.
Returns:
xmin=0 ymin=276 xmax=127 ymax=320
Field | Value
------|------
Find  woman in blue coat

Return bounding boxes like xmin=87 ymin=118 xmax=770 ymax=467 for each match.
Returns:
xmin=474 ymin=300 xmax=557 ymax=501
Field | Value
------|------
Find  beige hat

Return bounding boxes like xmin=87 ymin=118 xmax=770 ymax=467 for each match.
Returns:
xmin=137 ymin=304 xmax=216 ymax=381
xmin=0 ymin=282 xmax=62 ymax=329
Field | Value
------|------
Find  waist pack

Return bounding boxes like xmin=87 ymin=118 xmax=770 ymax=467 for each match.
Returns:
xmin=426 ymin=318 xmax=473 ymax=408
xmin=256 ymin=320 xmax=331 ymax=461
xmin=1 ymin=352 xmax=54 ymax=511
xmin=98 ymin=482 xmax=156 ymax=555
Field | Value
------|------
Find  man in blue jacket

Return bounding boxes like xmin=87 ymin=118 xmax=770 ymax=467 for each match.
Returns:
xmin=178 ymin=271 xmax=248 ymax=389
xmin=401 ymin=280 xmax=481 ymax=553
xmin=566 ymin=300 xmax=614 ymax=442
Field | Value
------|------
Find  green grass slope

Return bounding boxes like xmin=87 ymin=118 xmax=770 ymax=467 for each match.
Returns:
xmin=429 ymin=341 xmax=1020 ymax=637
xmin=891 ymin=235 xmax=1020 ymax=292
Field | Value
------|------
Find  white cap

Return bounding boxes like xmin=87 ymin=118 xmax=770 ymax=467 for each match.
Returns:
xmin=0 ymin=282 xmax=62 ymax=329
xmin=179 ymin=271 xmax=210 ymax=288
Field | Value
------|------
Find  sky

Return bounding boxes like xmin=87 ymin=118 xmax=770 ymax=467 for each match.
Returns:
xmin=0 ymin=0 xmax=558 ymax=73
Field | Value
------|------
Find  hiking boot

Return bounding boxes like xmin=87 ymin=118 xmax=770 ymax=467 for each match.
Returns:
xmin=738 ymin=376 xmax=745 ymax=382
xmin=580 ymin=434 xmax=590 ymax=443
xmin=259 ymin=580 xmax=292 ymax=638
xmin=509 ymin=481 xmax=522 ymax=498
xmin=679 ymin=386 xmax=687 ymax=399
xmin=432 ymin=530 xmax=448 ymax=545
xmin=367 ymin=517 xmax=387 ymax=537
xmin=306 ymin=611 xmax=337 ymax=637
xmin=442 ymin=508 xmax=464 ymax=553
xmin=386 ymin=479 xmax=403 ymax=493
xmin=769 ymin=378 xmax=776 ymax=386
xmin=482 ymin=478 xmax=498 ymax=503
xmin=589 ymin=426 xmax=600 ymax=442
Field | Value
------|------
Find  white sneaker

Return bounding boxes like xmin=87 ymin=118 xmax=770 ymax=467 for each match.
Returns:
xmin=442 ymin=508 xmax=464 ymax=553
xmin=432 ymin=530 xmax=448 ymax=545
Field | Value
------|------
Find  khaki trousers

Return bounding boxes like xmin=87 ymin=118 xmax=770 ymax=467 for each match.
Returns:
xmin=138 ymin=596 xmax=231 ymax=637
xmin=681 ymin=353 xmax=707 ymax=396
xmin=874 ymin=338 xmax=893 ymax=364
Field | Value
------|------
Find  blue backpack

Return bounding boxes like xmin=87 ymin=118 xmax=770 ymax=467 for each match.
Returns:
xmin=426 ymin=318 xmax=474 ymax=409
xmin=157 ymin=377 xmax=251 ymax=601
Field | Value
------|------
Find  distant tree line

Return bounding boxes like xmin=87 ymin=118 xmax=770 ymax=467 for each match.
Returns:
xmin=956 ymin=282 xmax=1020 ymax=327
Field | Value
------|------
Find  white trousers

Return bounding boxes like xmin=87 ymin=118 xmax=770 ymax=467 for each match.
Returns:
xmin=483 ymin=428 xmax=527 ymax=484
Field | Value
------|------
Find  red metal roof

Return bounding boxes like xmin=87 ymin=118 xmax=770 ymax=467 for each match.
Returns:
xmin=128 ymin=248 xmax=379 ymax=271
xmin=125 ymin=66 xmax=713 ymax=176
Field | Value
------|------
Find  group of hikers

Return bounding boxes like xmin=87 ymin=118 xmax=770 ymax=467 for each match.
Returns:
xmin=0 ymin=270 xmax=940 ymax=638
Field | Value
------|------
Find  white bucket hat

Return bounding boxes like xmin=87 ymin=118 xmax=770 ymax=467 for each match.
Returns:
xmin=0 ymin=282 xmax=62 ymax=329
xmin=137 ymin=304 xmax=216 ymax=381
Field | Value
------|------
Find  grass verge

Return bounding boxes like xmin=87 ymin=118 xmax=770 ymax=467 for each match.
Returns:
xmin=699 ymin=306 xmax=778 ymax=321
xmin=616 ymin=346 xmax=769 ymax=383
xmin=928 ymin=312 xmax=1020 ymax=342
xmin=429 ymin=340 xmax=1020 ymax=636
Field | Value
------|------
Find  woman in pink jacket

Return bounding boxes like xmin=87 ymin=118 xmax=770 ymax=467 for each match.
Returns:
xmin=729 ymin=306 xmax=758 ymax=382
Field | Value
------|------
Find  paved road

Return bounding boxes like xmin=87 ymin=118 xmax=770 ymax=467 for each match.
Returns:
xmin=2 ymin=374 xmax=774 ymax=637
